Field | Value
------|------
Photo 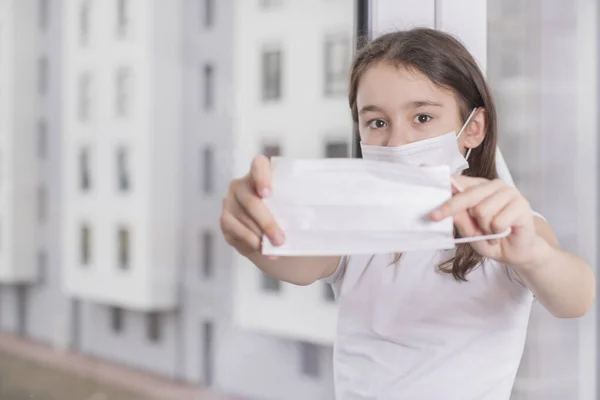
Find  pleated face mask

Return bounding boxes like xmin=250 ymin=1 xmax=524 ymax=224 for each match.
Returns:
xmin=261 ymin=157 xmax=510 ymax=256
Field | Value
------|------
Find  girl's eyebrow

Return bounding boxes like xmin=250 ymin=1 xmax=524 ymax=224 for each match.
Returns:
xmin=359 ymin=100 xmax=443 ymax=116
xmin=406 ymin=100 xmax=444 ymax=108
xmin=358 ymin=105 xmax=385 ymax=115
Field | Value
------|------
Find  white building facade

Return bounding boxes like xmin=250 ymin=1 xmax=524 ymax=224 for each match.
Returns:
xmin=0 ymin=0 xmax=71 ymax=348
xmin=59 ymin=0 xmax=185 ymax=378
xmin=0 ymin=0 xmax=39 ymax=285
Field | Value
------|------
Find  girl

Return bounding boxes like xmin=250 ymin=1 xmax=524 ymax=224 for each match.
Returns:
xmin=219 ymin=28 xmax=595 ymax=399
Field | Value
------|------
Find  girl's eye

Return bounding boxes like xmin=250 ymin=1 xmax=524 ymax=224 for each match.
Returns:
xmin=368 ymin=119 xmax=387 ymax=129
xmin=413 ymin=114 xmax=432 ymax=124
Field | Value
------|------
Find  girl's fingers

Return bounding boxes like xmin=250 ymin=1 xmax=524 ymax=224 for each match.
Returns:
xmin=490 ymin=197 xmax=530 ymax=235
xmin=470 ymin=187 xmax=520 ymax=234
xmin=432 ymin=179 xmax=505 ymax=221
xmin=453 ymin=211 xmax=484 ymax=239
xmin=220 ymin=210 xmax=262 ymax=251
xmin=234 ymin=180 xmax=285 ymax=246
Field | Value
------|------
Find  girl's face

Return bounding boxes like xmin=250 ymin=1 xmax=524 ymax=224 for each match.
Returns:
xmin=356 ymin=62 xmax=485 ymax=152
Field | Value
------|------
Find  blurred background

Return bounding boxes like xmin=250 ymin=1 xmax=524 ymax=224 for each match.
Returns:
xmin=0 ymin=0 xmax=597 ymax=399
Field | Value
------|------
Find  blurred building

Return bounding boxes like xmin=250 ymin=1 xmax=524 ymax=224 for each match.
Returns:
xmin=0 ymin=1 xmax=352 ymax=399
xmin=58 ymin=0 xmax=185 ymax=379
xmin=0 ymin=0 xmax=69 ymax=347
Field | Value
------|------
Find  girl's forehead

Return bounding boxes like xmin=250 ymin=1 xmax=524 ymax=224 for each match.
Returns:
xmin=357 ymin=62 xmax=456 ymax=107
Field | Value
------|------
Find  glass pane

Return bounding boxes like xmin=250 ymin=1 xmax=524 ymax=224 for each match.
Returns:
xmin=201 ymin=230 xmax=213 ymax=278
xmin=116 ymin=67 xmax=132 ymax=117
xmin=118 ymin=228 xmax=129 ymax=269
xmin=80 ymin=224 xmax=91 ymax=265
xmin=261 ymin=273 xmax=281 ymax=292
xmin=487 ymin=1 xmax=590 ymax=398
xmin=147 ymin=312 xmax=161 ymax=342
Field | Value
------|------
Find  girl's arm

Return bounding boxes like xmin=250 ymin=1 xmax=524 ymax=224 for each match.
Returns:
xmin=512 ymin=217 xmax=594 ymax=318
xmin=432 ymin=176 xmax=595 ymax=318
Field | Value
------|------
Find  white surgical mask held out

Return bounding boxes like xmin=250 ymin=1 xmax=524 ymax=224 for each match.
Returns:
xmin=261 ymin=156 xmax=510 ymax=256
xmin=360 ymin=108 xmax=478 ymax=174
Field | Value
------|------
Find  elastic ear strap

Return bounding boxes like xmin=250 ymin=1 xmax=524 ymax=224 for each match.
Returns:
xmin=449 ymin=177 xmax=512 ymax=243
xmin=465 ymin=148 xmax=472 ymax=161
xmin=456 ymin=108 xmax=478 ymax=139
xmin=454 ymin=228 xmax=512 ymax=244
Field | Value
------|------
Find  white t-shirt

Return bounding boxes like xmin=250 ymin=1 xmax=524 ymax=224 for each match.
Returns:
xmin=324 ymin=250 xmax=534 ymax=400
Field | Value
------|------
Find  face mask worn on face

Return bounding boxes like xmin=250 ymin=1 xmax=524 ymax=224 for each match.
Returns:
xmin=261 ymin=157 xmax=510 ymax=256
xmin=360 ymin=108 xmax=478 ymax=174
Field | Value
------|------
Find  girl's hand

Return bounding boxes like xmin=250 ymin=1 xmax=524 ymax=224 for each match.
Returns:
xmin=220 ymin=155 xmax=284 ymax=258
xmin=431 ymin=176 xmax=539 ymax=268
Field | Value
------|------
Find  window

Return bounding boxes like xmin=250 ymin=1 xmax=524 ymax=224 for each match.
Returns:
xmin=299 ymin=342 xmax=320 ymax=378
xmin=203 ymin=0 xmax=214 ymax=28
xmin=325 ymin=141 xmax=348 ymax=158
xmin=117 ymin=0 xmax=129 ymax=39
xmin=203 ymin=64 xmax=214 ymax=110
xmin=78 ymin=72 xmax=91 ymax=121
xmin=37 ymin=120 xmax=47 ymax=159
xmin=324 ymin=36 xmax=349 ymax=96
xmin=262 ymin=50 xmax=282 ymax=101
xmin=37 ymin=185 xmax=47 ymax=224
xmin=116 ymin=67 xmax=132 ymax=117
xmin=16 ymin=285 xmax=27 ymax=336
xmin=39 ymin=0 xmax=49 ymax=32
xmin=118 ymin=228 xmax=130 ymax=269
xmin=202 ymin=321 xmax=214 ymax=386
xmin=110 ymin=307 xmax=123 ymax=333
xmin=116 ymin=147 xmax=130 ymax=191
xmin=147 ymin=312 xmax=161 ymax=342
xmin=38 ymin=250 xmax=47 ymax=285
xmin=324 ymin=283 xmax=335 ymax=301
xmin=79 ymin=148 xmax=91 ymax=191
xmin=80 ymin=224 xmax=91 ymax=265
xmin=80 ymin=0 xmax=91 ymax=46
xmin=38 ymin=56 xmax=49 ymax=96
xmin=261 ymin=273 xmax=281 ymax=292
xmin=202 ymin=146 xmax=214 ymax=194
xmin=262 ymin=143 xmax=281 ymax=158
xmin=201 ymin=231 xmax=214 ymax=278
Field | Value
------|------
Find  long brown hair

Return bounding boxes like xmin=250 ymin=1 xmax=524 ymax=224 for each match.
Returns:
xmin=348 ymin=28 xmax=498 ymax=281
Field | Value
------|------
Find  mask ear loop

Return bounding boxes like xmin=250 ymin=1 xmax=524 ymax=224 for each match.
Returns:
xmin=457 ymin=108 xmax=478 ymax=161
xmin=449 ymin=177 xmax=512 ymax=244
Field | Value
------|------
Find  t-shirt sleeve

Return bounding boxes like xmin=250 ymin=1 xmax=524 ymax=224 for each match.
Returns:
xmin=322 ymin=255 xmax=349 ymax=300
